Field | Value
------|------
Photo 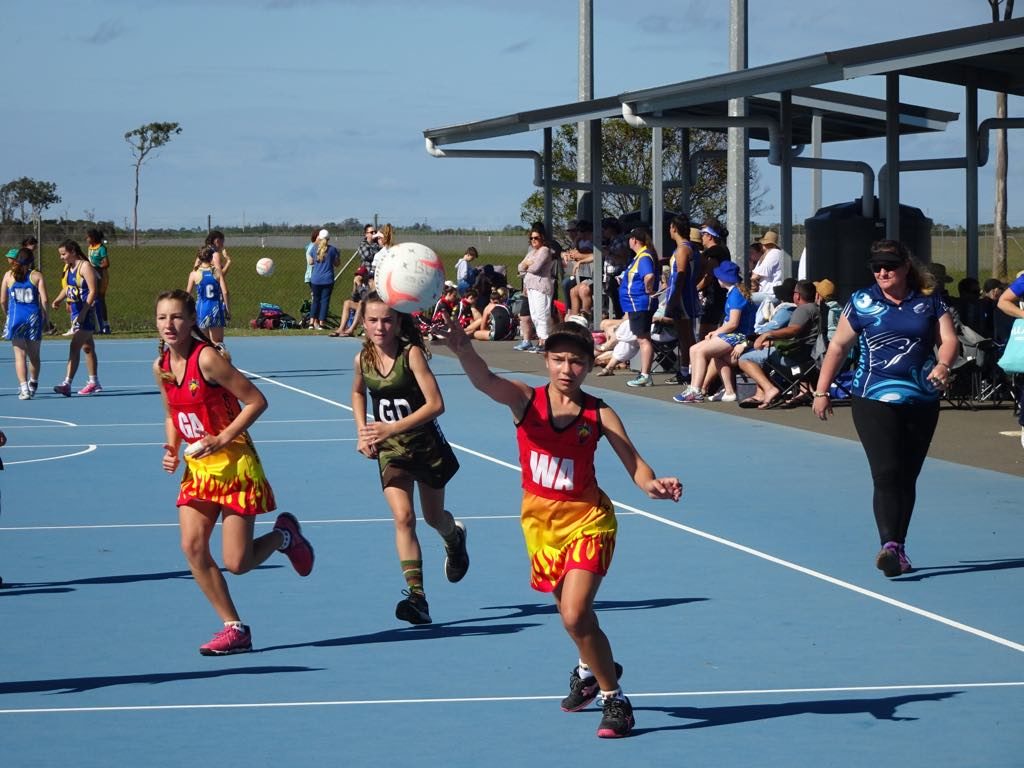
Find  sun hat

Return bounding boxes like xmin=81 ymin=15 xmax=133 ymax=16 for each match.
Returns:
xmin=713 ymin=260 xmax=741 ymax=284
xmin=760 ymin=230 xmax=779 ymax=246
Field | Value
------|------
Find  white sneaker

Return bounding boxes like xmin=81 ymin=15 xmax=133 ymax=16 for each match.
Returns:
xmin=707 ymin=390 xmax=737 ymax=402
xmin=18 ymin=389 xmax=31 ymax=400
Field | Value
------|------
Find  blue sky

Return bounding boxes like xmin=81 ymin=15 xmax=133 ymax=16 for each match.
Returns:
xmin=4 ymin=0 xmax=1021 ymax=230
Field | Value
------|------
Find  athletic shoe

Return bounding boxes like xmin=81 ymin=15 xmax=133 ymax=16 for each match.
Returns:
xmin=527 ymin=344 xmax=545 ymax=353
xmin=18 ymin=389 xmax=30 ymax=401
xmin=663 ymin=370 xmax=690 ymax=385
xmin=513 ymin=340 xmax=533 ymax=351
xmin=52 ymin=383 xmax=71 ymax=397
xmin=625 ymin=373 xmax=652 ymax=388
xmin=199 ymin=624 xmax=252 ymax=656
xmin=596 ymin=695 xmax=635 ymax=738
xmin=274 ymin=512 xmax=314 ymax=577
xmin=875 ymin=541 xmax=902 ymax=577
xmin=897 ymin=543 xmax=913 ymax=574
xmin=62 ymin=328 xmax=75 ymax=337
xmin=77 ymin=381 xmax=102 ymax=395
xmin=561 ymin=662 xmax=624 ymax=712
xmin=707 ymin=390 xmax=737 ymax=402
xmin=672 ymin=387 xmax=704 ymax=403
xmin=395 ymin=590 xmax=432 ymax=625
xmin=443 ymin=520 xmax=470 ymax=583
xmin=28 ymin=381 xmax=37 ymax=395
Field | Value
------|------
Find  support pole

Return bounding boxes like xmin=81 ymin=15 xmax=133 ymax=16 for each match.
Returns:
xmin=589 ymin=118 xmax=603 ymax=327
xmin=885 ymin=73 xmax=901 ymax=241
xmin=727 ymin=0 xmax=749 ymax=265
xmin=965 ymin=85 xmax=979 ymax=278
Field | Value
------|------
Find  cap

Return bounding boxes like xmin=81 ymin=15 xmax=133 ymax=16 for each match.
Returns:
xmin=444 ymin=280 xmax=457 ymax=289
xmin=813 ymin=278 xmax=836 ymax=299
xmin=317 ymin=228 xmax=330 ymax=240
xmin=5 ymin=248 xmax=17 ymax=260
xmin=544 ymin=320 xmax=595 ymax=360
xmin=772 ymin=277 xmax=798 ymax=303
xmin=983 ymin=278 xmax=1004 ymax=293
xmin=928 ymin=262 xmax=953 ymax=284
xmin=713 ymin=260 xmax=741 ymax=284
xmin=355 ymin=265 xmax=369 ymax=277
xmin=700 ymin=225 xmax=722 ymax=239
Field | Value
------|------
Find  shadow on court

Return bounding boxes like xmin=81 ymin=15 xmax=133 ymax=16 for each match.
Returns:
xmin=632 ymin=691 xmax=961 ymax=733
xmin=894 ymin=558 xmax=1024 ymax=582
xmin=0 ymin=666 xmax=323 ymax=695
xmin=478 ymin=597 xmax=708 ymax=618
xmin=0 ymin=565 xmax=281 ymax=595
xmin=258 ymin=597 xmax=706 ymax=654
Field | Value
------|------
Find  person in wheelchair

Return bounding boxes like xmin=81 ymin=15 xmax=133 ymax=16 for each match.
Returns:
xmin=735 ymin=279 xmax=820 ymax=409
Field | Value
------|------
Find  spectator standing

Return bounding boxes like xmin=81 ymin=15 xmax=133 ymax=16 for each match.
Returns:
xmin=696 ymin=221 xmax=731 ymax=338
xmin=750 ymin=230 xmax=786 ymax=305
xmin=513 ymin=225 xmax=554 ymax=353
xmin=996 ymin=272 xmax=1024 ymax=443
xmin=307 ymin=229 xmax=340 ymax=331
xmin=304 ymin=229 xmax=318 ymax=302
xmin=620 ymin=227 xmax=658 ymax=388
xmin=357 ymin=223 xmax=381 ymax=274
xmin=85 ymin=229 xmax=111 ymax=334
xmin=813 ymin=240 xmax=958 ymax=577
xmin=664 ymin=214 xmax=700 ymax=384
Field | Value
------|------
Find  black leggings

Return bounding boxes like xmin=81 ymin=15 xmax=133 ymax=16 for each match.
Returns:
xmin=850 ymin=396 xmax=939 ymax=545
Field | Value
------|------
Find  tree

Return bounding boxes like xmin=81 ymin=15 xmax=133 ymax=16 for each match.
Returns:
xmin=521 ymin=122 xmax=765 ymax=237
xmin=124 ymin=121 xmax=182 ymax=247
xmin=0 ymin=177 xmax=61 ymax=223
xmin=987 ymin=0 xmax=1014 ymax=279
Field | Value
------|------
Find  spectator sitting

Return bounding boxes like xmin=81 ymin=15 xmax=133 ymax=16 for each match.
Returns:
xmin=955 ymin=276 xmax=983 ymax=334
xmin=463 ymin=288 xmax=514 ymax=341
xmin=814 ymin=278 xmax=842 ymax=340
xmin=428 ymin=282 xmax=460 ymax=337
xmin=736 ymin=279 xmax=821 ymax=409
xmin=456 ymin=246 xmax=479 ymax=294
xmin=979 ymin=277 xmax=1003 ymax=340
xmin=594 ymin=316 xmax=639 ymax=376
xmin=564 ymin=221 xmax=595 ymax=318
xmin=754 ymin=277 xmax=798 ymax=334
xmin=333 ymin=266 xmax=370 ymax=337
xmin=456 ymin=288 xmax=478 ymax=329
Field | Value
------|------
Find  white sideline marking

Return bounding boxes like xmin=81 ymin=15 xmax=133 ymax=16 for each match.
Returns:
xmin=1 ymin=680 xmax=1022 ymax=716
xmin=242 ymin=368 xmax=1024 ymax=655
xmin=6 ymin=446 xmax=97 ymax=466
xmin=5 ymin=439 xmax=354 ymax=449
xmin=0 ymin=415 xmax=77 ymax=427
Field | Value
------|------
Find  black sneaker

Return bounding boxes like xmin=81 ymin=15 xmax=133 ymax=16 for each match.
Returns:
xmin=395 ymin=590 xmax=432 ymax=625
xmin=597 ymin=695 xmax=634 ymax=738
xmin=663 ymin=370 xmax=690 ymax=385
xmin=443 ymin=520 xmax=469 ymax=583
xmin=560 ymin=662 xmax=623 ymax=712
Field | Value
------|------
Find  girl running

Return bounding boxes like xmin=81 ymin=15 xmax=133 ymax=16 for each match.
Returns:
xmin=186 ymin=245 xmax=230 ymax=347
xmin=352 ymin=292 xmax=469 ymax=626
xmin=441 ymin=318 xmax=682 ymax=739
xmin=50 ymin=240 xmax=102 ymax=396
xmin=1 ymin=248 xmax=48 ymax=399
xmin=155 ymin=289 xmax=314 ymax=655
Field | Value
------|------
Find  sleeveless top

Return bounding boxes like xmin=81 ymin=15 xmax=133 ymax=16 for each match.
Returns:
xmin=196 ymin=268 xmax=223 ymax=306
xmin=516 ymin=385 xmax=603 ymax=505
xmin=361 ymin=346 xmax=432 ymax=439
xmin=66 ymin=262 xmax=91 ymax=312
xmin=160 ymin=341 xmax=247 ymax=449
xmin=4 ymin=273 xmax=42 ymax=340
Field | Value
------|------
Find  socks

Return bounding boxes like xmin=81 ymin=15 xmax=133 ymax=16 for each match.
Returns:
xmin=276 ymin=528 xmax=292 ymax=551
xmin=88 ymin=375 xmax=98 ymax=384
xmin=577 ymin=661 xmax=592 ymax=679
xmin=225 ymin=620 xmax=244 ymax=630
xmin=439 ymin=512 xmax=459 ymax=545
xmin=401 ymin=559 xmax=424 ymax=594
xmin=600 ymin=688 xmax=625 ymax=702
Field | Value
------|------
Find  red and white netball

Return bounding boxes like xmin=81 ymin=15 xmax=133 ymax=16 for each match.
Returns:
xmin=374 ymin=242 xmax=446 ymax=313
xmin=256 ymin=257 xmax=275 ymax=277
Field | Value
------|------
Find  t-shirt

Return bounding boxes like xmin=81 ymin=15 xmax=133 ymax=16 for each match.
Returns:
xmin=773 ymin=301 xmax=820 ymax=359
xmin=619 ymin=248 xmax=655 ymax=313
xmin=722 ymin=285 xmax=756 ymax=335
xmin=753 ymin=246 xmax=784 ymax=291
xmin=844 ymin=283 xmax=949 ymax=403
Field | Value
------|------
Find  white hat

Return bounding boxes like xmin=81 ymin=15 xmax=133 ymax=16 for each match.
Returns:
xmin=318 ymin=229 xmax=330 ymax=240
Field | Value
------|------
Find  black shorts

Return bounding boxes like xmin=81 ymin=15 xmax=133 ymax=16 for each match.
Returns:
xmin=628 ymin=310 xmax=654 ymax=337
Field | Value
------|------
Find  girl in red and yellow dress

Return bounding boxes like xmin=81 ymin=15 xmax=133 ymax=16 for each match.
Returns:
xmin=442 ymin=318 xmax=682 ymax=739
xmin=154 ymin=289 xmax=314 ymax=656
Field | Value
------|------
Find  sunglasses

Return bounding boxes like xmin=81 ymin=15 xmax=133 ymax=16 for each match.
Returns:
xmin=870 ymin=261 xmax=904 ymax=273
xmin=529 ymin=235 xmax=542 ymax=241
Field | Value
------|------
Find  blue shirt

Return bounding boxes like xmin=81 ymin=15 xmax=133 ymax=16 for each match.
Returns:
xmin=309 ymin=245 xmax=339 ymax=285
xmin=619 ymin=248 xmax=655 ymax=313
xmin=844 ymin=283 xmax=949 ymax=403
xmin=722 ymin=285 xmax=756 ymax=335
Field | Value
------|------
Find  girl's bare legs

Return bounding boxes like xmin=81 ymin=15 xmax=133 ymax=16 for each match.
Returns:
xmin=208 ymin=326 xmax=225 ymax=345
xmin=11 ymin=340 xmax=27 ymax=387
xmin=179 ymin=502 xmax=242 ymax=623
xmin=221 ymin=511 xmax=283 ymax=575
xmin=418 ymin=482 xmax=456 ymax=537
xmin=26 ymin=339 xmax=40 ymax=383
xmin=384 ymin=479 xmax=422 ymax=564
xmin=554 ymin=569 xmax=617 ymax=692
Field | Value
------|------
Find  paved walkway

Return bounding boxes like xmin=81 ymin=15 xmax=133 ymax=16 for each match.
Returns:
xmin=430 ymin=340 xmax=1024 ymax=477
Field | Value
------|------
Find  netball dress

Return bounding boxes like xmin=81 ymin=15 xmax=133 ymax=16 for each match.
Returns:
xmin=361 ymin=347 xmax=459 ymax=489
xmin=516 ymin=385 xmax=617 ymax=592
xmin=195 ymin=268 xmax=226 ymax=329
xmin=66 ymin=264 xmax=98 ymax=332
xmin=161 ymin=341 xmax=275 ymax=515
xmin=4 ymin=275 xmax=42 ymax=341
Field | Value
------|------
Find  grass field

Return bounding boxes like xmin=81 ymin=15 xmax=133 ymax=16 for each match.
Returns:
xmin=29 ymin=237 xmax=1024 ymax=335
xmin=35 ymin=246 xmax=525 ymax=333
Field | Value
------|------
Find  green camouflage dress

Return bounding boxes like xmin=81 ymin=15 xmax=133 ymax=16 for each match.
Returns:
xmin=361 ymin=346 xmax=459 ymax=489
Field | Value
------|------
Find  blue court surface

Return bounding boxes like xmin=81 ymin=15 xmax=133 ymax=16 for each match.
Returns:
xmin=1 ymin=337 xmax=1021 ymax=767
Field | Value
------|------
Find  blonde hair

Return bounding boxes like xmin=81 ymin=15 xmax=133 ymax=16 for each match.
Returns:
xmin=377 ymin=224 xmax=394 ymax=248
xmin=316 ymin=237 xmax=330 ymax=263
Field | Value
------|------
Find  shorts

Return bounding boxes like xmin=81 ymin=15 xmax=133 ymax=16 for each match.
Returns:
xmin=378 ymin=425 xmax=460 ymax=490
xmin=718 ymin=331 xmax=749 ymax=347
xmin=628 ymin=310 xmax=654 ymax=337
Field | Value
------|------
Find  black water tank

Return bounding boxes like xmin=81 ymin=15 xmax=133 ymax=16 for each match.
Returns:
xmin=804 ymin=197 xmax=932 ymax=302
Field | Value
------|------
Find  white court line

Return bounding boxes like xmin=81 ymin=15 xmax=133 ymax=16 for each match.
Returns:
xmin=0 ymin=418 xmax=353 ymax=429
xmin=242 ymin=368 xmax=1024 ymax=656
xmin=4 ymin=439 xmax=355 ymax=449
xmin=0 ymin=415 xmax=77 ymax=427
xmin=2 ymin=680 xmax=1022 ymax=716
xmin=5 ymin=445 xmax=97 ymax=466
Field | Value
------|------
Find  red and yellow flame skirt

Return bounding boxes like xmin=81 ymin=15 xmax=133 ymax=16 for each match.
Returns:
xmin=521 ymin=488 xmax=617 ymax=592
xmin=177 ymin=442 xmax=276 ymax=517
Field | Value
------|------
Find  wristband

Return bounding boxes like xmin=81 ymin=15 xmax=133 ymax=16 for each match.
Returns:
xmin=934 ymin=362 xmax=950 ymax=371
xmin=812 ymin=392 xmax=830 ymax=398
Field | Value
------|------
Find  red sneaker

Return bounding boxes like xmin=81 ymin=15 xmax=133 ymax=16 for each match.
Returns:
xmin=199 ymin=624 xmax=252 ymax=656
xmin=275 ymin=512 xmax=314 ymax=576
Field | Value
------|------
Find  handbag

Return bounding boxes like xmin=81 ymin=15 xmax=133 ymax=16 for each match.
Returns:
xmin=997 ymin=318 xmax=1024 ymax=373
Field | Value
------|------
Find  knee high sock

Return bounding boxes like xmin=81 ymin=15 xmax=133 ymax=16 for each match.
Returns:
xmin=401 ymin=559 xmax=424 ymax=595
